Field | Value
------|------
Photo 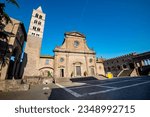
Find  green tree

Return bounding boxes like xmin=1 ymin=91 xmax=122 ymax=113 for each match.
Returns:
xmin=0 ymin=0 xmax=19 ymax=26
xmin=47 ymin=71 xmax=52 ymax=77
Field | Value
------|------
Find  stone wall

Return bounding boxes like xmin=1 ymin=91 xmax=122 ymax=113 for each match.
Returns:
xmin=23 ymin=76 xmax=53 ymax=85
xmin=0 ymin=80 xmax=29 ymax=92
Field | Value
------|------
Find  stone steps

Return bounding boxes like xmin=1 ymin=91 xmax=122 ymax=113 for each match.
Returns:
xmin=118 ymin=69 xmax=134 ymax=77
xmin=54 ymin=78 xmax=72 ymax=83
xmin=70 ymin=76 xmax=98 ymax=82
xmin=95 ymin=75 xmax=108 ymax=80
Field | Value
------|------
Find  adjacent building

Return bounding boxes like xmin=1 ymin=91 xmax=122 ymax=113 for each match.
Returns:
xmin=0 ymin=18 xmax=27 ymax=80
xmin=104 ymin=52 xmax=150 ymax=77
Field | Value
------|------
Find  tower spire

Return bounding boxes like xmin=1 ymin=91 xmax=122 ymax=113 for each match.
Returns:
xmin=27 ymin=6 xmax=46 ymax=39
xmin=24 ymin=6 xmax=46 ymax=77
xmin=36 ymin=6 xmax=43 ymax=12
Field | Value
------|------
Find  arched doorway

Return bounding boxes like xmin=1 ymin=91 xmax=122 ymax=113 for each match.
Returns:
xmin=73 ymin=62 xmax=82 ymax=77
xmin=76 ymin=66 xmax=81 ymax=76
xmin=60 ymin=68 xmax=64 ymax=77
xmin=90 ymin=67 xmax=95 ymax=76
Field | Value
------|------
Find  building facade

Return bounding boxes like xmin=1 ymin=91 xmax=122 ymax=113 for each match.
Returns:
xmin=24 ymin=6 xmax=105 ymax=80
xmin=104 ymin=52 xmax=150 ymax=77
xmin=0 ymin=18 xmax=27 ymax=80
xmin=24 ymin=6 xmax=46 ymax=77
xmin=53 ymin=32 xmax=97 ymax=78
xmin=104 ymin=53 xmax=137 ymax=77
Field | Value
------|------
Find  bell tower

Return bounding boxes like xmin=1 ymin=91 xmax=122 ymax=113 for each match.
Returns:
xmin=28 ymin=6 xmax=45 ymax=38
xmin=24 ymin=6 xmax=46 ymax=76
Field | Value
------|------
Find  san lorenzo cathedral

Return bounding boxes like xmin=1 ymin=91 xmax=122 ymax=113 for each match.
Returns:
xmin=24 ymin=6 xmax=105 ymax=80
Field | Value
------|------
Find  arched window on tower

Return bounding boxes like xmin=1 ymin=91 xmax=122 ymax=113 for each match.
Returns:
xmin=36 ymin=34 xmax=39 ymax=37
xmin=33 ymin=26 xmax=36 ymax=30
xmin=39 ymin=15 xmax=42 ymax=19
xmin=34 ymin=20 xmax=37 ymax=24
xmin=37 ymin=28 xmax=40 ymax=32
xmin=35 ymin=13 xmax=39 ymax=18
xmin=38 ymin=21 xmax=41 ymax=25
xmin=32 ymin=33 xmax=35 ymax=36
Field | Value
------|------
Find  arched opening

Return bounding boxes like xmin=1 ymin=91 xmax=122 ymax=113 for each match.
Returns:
xmin=90 ymin=67 xmax=95 ymax=76
xmin=76 ymin=66 xmax=81 ymax=76
xmin=34 ymin=20 xmax=37 ymax=24
xmin=117 ymin=65 xmax=121 ymax=70
xmin=7 ymin=47 xmax=21 ymax=79
xmin=35 ymin=13 xmax=39 ymax=18
xmin=129 ymin=63 xmax=135 ymax=69
xmin=123 ymin=64 xmax=127 ymax=69
xmin=39 ymin=67 xmax=54 ymax=77
xmin=60 ymin=69 xmax=64 ymax=77
xmin=108 ymin=67 xmax=111 ymax=71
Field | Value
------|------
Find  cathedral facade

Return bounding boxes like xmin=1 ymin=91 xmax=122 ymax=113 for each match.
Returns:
xmin=54 ymin=32 xmax=98 ymax=78
xmin=24 ymin=6 xmax=105 ymax=79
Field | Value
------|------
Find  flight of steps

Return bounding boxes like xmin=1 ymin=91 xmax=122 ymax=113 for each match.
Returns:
xmin=118 ymin=69 xmax=134 ymax=77
xmin=54 ymin=78 xmax=72 ymax=83
xmin=70 ymin=76 xmax=98 ymax=82
xmin=95 ymin=75 xmax=108 ymax=80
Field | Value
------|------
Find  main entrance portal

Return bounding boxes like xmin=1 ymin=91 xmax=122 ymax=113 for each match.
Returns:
xmin=60 ymin=69 xmax=64 ymax=77
xmin=76 ymin=66 xmax=81 ymax=76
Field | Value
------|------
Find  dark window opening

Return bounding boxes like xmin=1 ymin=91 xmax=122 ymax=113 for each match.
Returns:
xmin=60 ymin=69 xmax=64 ymax=77
xmin=123 ymin=64 xmax=127 ymax=69
xmin=37 ymin=28 xmax=40 ymax=31
xmin=39 ymin=15 xmax=42 ymax=19
xmin=38 ymin=22 xmax=41 ymax=25
xmin=34 ymin=20 xmax=37 ymax=24
xmin=35 ymin=13 xmax=39 ymax=18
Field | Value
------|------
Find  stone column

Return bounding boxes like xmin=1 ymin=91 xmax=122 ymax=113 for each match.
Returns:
xmin=137 ymin=62 xmax=140 ymax=67
xmin=148 ymin=59 xmax=150 ymax=65
xmin=0 ymin=61 xmax=10 ymax=80
xmin=94 ymin=57 xmax=97 ymax=75
xmin=73 ymin=63 xmax=75 ymax=77
xmin=85 ymin=55 xmax=89 ymax=76
xmin=14 ymin=54 xmax=21 ymax=79
xmin=134 ymin=62 xmax=139 ymax=76
xmin=54 ymin=54 xmax=58 ymax=79
xmin=66 ymin=53 xmax=69 ymax=78
xmin=146 ymin=59 xmax=149 ymax=65
xmin=141 ymin=60 xmax=145 ymax=66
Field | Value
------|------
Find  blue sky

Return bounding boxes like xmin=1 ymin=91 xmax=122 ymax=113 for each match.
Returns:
xmin=5 ymin=0 xmax=150 ymax=59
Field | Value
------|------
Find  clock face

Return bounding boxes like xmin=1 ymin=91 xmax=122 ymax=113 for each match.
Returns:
xmin=74 ymin=41 xmax=79 ymax=47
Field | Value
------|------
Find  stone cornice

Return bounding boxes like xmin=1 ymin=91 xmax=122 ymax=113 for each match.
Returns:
xmin=53 ymin=50 xmax=95 ymax=55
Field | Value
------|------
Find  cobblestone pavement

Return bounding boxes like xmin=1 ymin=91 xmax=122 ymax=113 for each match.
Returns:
xmin=0 ymin=84 xmax=52 ymax=100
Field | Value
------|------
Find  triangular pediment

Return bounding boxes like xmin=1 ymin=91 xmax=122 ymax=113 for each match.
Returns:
xmin=65 ymin=32 xmax=85 ymax=38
